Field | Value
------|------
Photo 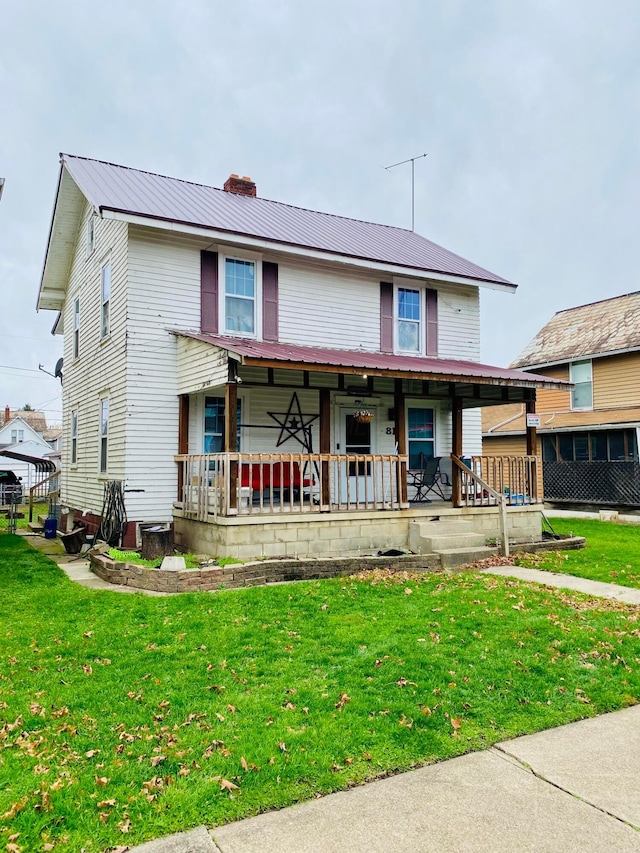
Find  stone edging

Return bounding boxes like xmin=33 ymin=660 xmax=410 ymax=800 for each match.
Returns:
xmin=89 ymin=552 xmax=443 ymax=593
xmin=89 ymin=536 xmax=585 ymax=594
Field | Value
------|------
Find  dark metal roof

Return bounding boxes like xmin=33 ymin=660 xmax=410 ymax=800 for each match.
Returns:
xmin=62 ymin=154 xmax=515 ymax=287
xmin=511 ymin=291 xmax=640 ymax=368
xmin=175 ymin=332 xmax=567 ymax=390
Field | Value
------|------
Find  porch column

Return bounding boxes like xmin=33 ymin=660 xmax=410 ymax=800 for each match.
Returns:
xmin=394 ymin=380 xmax=408 ymax=505
xmin=526 ymin=395 xmax=539 ymax=501
xmin=451 ymin=396 xmax=463 ymax=507
xmin=177 ymin=394 xmax=189 ymax=502
xmin=225 ymin=381 xmax=238 ymax=510
xmin=319 ymin=388 xmax=331 ymax=509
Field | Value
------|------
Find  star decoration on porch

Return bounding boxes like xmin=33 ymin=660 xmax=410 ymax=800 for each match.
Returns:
xmin=268 ymin=392 xmax=319 ymax=452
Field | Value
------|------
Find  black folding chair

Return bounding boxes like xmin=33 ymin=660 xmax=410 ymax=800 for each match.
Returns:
xmin=408 ymin=454 xmax=450 ymax=502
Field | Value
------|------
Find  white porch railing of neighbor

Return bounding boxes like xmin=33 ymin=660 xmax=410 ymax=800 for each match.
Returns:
xmin=175 ymin=452 xmax=409 ymax=519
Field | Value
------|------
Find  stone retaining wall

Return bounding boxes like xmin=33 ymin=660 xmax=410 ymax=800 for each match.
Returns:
xmin=90 ymin=552 xmax=442 ymax=594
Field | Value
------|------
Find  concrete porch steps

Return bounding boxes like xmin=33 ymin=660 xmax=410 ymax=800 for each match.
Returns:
xmin=409 ymin=519 xmax=498 ymax=568
xmin=436 ymin=546 xmax=499 ymax=567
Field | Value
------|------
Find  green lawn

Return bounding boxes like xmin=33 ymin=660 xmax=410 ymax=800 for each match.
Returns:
xmin=0 ymin=534 xmax=638 ymax=852
xmin=0 ymin=503 xmax=49 ymax=532
xmin=516 ymin=518 xmax=640 ymax=589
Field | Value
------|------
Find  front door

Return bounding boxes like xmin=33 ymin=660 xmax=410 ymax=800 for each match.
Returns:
xmin=339 ymin=410 xmax=374 ymax=502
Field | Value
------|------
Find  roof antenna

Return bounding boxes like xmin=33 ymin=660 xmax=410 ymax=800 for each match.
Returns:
xmin=385 ymin=153 xmax=427 ymax=231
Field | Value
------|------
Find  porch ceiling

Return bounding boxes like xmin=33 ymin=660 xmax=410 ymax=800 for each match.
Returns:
xmin=173 ymin=331 xmax=569 ymax=401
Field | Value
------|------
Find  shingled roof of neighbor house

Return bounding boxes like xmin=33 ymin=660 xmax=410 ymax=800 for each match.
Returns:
xmin=56 ymin=154 xmax=515 ymax=287
xmin=511 ymin=291 xmax=640 ymax=369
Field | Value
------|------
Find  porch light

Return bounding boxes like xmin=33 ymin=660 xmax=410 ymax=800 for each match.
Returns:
xmin=354 ymin=409 xmax=374 ymax=423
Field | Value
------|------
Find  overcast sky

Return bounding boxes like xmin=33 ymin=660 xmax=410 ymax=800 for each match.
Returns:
xmin=1 ymin=0 xmax=638 ymax=425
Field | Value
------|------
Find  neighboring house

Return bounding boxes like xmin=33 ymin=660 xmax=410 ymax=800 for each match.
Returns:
xmin=483 ymin=291 xmax=640 ymax=506
xmin=36 ymin=155 xmax=564 ymax=557
xmin=0 ymin=411 xmax=58 ymax=495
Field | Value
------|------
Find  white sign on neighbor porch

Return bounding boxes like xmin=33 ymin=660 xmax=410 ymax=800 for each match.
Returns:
xmin=526 ymin=413 xmax=541 ymax=428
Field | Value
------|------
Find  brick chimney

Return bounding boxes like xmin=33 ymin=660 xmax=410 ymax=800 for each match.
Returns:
xmin=4 ymin=404 xmax=9 ymax=425
xmin=223 ymin=174 xmax=257 ymax=197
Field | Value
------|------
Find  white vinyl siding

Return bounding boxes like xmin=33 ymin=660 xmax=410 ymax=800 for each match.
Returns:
xmin=60 ymin=204 xmax=128 ymax=516
xmin=124 ymin=227 xmax=203 ymax=518
xmin=278 ymin=261 xmax=380 ymax=350
xmin=438 ymin=283 xmax=480 ymax=361
xmin=176 ymin=336 xmax=228 ymax=395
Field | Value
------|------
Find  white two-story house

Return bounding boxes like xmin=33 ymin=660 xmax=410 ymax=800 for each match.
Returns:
xmin=37 ymin=155 xmax=563 ymax=559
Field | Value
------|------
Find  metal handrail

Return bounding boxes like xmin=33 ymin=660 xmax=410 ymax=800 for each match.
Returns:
xmin=450 ymin=455 xmax=509 ymax=558
xmin=28 ymin=470 xmax=60 ymax=523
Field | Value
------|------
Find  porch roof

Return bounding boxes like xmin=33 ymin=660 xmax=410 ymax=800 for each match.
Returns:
xmin=174 ymin=331 xmax=569 ymax=393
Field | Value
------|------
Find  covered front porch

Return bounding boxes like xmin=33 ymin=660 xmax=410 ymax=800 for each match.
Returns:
xmin=172 ymin=332 xmax=565 ymax=557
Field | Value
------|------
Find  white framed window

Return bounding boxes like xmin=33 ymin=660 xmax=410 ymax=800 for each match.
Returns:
xmin=71 ymin=410 xmax=78 ymax=464
xmin=204 ymin=397 xmax=242 ymax=452
xmin=11 ymin=429 xmax=24 ymax=444
xmin=100 ymin=260 xmax=111 ymax=339
xmin=73 ymin=297 xmax=80 ymax=359
xmin=87 ymin=217 xmax=95 ymax=255
xmin=396 ymin=287 xmax=421 ymax=353
xmin=570 ymin=360 xmax=592 ymax=410
xmin=99 ymin=399 xmax=109 ymax=473
xmin=220 ymin=253 xmax=262 ymax=337
xmin=390 ymin=281 xmax=438 ymax=357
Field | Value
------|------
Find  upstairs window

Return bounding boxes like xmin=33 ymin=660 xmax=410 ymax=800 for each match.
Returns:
xmin=11 ymin=429 xmax=24 ymax=444
xmin=101 ymin=261 xmax=111 ymax=339
xmin=87 ymin=217 xmax=95 ymax=255
xmin=73 ymin=297 xmax=80 ymax=359
xmin=224 ymin=258 xmax=255 ymax=335
xmin=397 ymin=288 xmax=421 ymax=353
xmin=204 ymin=397 xmax=242 ymax=452
xmin=99 ymin=399 xmax=109 ymax=473
xmin=570 ymin=360 xmax=592 ymax=409
xmin=71 ymin=410 xmax=78 ymax=464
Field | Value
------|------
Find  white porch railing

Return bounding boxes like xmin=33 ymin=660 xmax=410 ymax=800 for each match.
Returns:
xmin=462 ymin=455 xmax=541 ymax=507
xmin=175 ymin=452 xmax=409 ymax=519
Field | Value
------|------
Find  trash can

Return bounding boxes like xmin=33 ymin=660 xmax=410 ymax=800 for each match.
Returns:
xmin=44 ymin=517 xmax=58 ymax=539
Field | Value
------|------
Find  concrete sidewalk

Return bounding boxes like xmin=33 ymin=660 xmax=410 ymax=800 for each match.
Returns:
xmin=481 ymin=565 xmax=640 ymax=605
xmin=131 ymin=705 xmax=640 ymax=852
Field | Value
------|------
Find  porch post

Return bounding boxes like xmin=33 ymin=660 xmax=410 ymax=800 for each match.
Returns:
xmin=177 ymin=394 xmax=189 ymax=502
xmin=394 ymin=380 xmax=408 ymax=505
xmin=451 ymin=395 xmax=463 ymax=507
xmin=526 ymin=395 xmax=539 ymax=501
xmin=319 ymin=388 xmax=331 ymax=509
xmin=225 ymin=381 xmax=238 ymax=510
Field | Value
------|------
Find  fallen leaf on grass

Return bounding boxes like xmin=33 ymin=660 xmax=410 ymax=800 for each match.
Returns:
xmin=85 ymin=749 xmax=100 ymax=758
xmin=150 ymin=755 xmax=166 ymax=767
xmin=335 ymin=693 xmax=351 ymax=710
xmin=220 ymin=778 xmax=239 ymax=792
xmin=2 ymin=799 xmax=26 ymax=824
xmin=95 ymin=776 xmax=110 ymax=786
xmin=118 ymin=816 xmax=132 ymax=833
